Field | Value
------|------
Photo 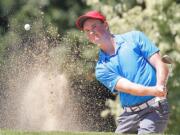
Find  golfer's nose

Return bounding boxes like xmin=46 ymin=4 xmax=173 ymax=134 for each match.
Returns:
xmin=89 ymin=31 xmax=94 ymax=35
xmin=89 ymin=29 xmax=96 ymax=35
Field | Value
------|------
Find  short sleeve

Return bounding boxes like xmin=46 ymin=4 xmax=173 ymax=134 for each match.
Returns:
xmin=133 ymin=31 xmax=159 ymax=59
xmin=95 ymin=62 xmax=122 ymax=94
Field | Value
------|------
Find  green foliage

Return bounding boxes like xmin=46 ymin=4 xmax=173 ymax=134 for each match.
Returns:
xmin=0 ymin=0 xmax=180 ymax=133
xmin=0 ymin=0 xmax=87 ymax=64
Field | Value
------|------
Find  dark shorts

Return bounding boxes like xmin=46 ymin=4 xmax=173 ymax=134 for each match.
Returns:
xmin=115 ymin=99 xmax=169 ymax=134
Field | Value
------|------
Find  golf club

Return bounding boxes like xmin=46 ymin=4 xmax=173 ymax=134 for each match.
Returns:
xmin=161 ymin=55 xmax=173 ymax=83
xmin=162 ymin=55 xmax=173 ymax=65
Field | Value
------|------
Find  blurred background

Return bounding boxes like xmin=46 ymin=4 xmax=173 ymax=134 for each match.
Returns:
xmin=0 ymin=0 xmax=180 ymax=134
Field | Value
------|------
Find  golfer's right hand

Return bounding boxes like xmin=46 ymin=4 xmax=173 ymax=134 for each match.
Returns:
xmin=152 ymin=85 xmax=167 ymax=97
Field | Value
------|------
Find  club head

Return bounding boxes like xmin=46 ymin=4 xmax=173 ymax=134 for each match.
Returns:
xmin=162 ymin=55 xmax=173 ymax=64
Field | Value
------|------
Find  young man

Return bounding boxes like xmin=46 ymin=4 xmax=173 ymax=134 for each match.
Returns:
xmin=76 ymin=11 xmax=169 ymax=134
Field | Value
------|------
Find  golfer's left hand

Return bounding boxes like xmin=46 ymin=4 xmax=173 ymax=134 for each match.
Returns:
xmin=156 ymin=85 xmax=168 ymax=97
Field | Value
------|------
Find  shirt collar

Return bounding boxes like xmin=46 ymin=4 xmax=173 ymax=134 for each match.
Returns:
xmin=98 ymin=34 xmax=124 ymax=62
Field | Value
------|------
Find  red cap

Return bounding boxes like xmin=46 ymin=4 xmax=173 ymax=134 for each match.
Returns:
xmin=76 ymin=10 xmax=106 ymax=30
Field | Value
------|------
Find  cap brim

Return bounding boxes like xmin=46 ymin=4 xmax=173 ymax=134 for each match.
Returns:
xmin=76 ymin=16 xmax=90 ymax=30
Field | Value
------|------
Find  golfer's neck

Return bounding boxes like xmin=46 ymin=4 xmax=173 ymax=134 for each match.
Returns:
xmin=100 ymin=37 xmax=115 ymax=56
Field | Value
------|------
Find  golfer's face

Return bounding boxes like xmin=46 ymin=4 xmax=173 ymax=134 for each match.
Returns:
xmin=83 ymin=19 xmax=107 ymax=44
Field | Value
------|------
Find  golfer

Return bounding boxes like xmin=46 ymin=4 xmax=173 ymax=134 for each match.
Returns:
xmin=76 ymin=11 xmax=169 ymax=134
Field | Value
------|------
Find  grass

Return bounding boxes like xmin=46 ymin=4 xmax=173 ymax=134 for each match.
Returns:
xmin=0 ymin=130 xmax=117 ymax=135
xmin=0 ymin=129 xmax=167 ymax=135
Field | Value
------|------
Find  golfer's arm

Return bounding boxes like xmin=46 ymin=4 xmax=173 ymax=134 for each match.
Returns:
xmin=115 ymin=78 xmax=155 ymax=96
xmin=148 ymin=53 xmax=169 ymax=86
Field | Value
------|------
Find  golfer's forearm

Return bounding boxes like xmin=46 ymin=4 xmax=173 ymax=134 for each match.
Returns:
xmin=156 ymin=62 xmax=169 ymax=86
xmin=115 ymin=78 xmax=154 ymax=96
xmin=128 ymin=84 xmax=153 ymax=96
xmin=148 ymin=53 xmax=169 ymax=87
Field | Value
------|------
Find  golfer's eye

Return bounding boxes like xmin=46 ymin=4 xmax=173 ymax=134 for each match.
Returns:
xmin=91 ymin=24 xmax=97 ymax=30
xmin=84 ymin=24 xmax=98 ymax=34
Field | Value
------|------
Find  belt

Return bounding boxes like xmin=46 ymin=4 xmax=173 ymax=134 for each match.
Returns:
xmin=123 ymin=97 xmax=166 ymax=113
